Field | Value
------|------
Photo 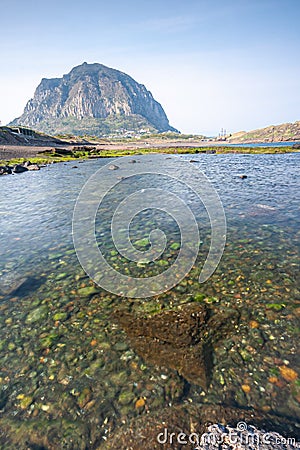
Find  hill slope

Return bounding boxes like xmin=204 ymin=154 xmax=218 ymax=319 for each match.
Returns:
xmin=10 ymin=62 xmax=177 ymax=136
xmin=0 ymin=126 xmax=66 ymax=146
xmin=229 ymin=121 xmax=300 ymax=143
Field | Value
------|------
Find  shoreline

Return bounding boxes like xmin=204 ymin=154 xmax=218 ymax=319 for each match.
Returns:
xmin=1 ymin=143 xmax=299 ymax=177
xmin=0 ymin=143 xmax=299 ymax=169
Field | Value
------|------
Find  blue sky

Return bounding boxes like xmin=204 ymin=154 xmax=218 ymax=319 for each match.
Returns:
xmin=1 ymin=0 xmax=299 ymax=135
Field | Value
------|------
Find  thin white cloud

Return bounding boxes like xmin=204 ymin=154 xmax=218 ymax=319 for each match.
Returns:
xmin=138 ymin=15 xmax=198 ymax=33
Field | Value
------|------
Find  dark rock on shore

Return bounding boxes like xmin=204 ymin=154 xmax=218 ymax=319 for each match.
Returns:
xmin=26 ymin=164 xmax=40 ymax=170
xmin=23 ymin=160 xmax=40 ymax=170
xmin=13 ymin=164 xmax=28 ymax=173
xmin=0 ymin=166 xmax=12 ymax=175
xmin=42 ymin=147 xmax=75 ymax=157
xmin=0 ymin=161 xmax=40 ymax=176
xmin=73 ymin=145 xmax=97 ymax=152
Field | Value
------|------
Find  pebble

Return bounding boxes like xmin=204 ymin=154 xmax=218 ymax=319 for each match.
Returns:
xmin=53 ymin=312 xmax=68 ymax=321
xmin=279 ymin=366 xmax=298 ymax=382
xmin=114 ymin=342 xmax=129 ymax=351
xmin=19 ymin=395 xmax=33 ymax=409
xmin=135 ymin=397 xmax=145 ymax=409
xmin=118 ymin=391 xmax=135 ymax=406
xmin=78 ymin=387 xmax=92 ymax=408
xmin=241 ymin=384 xmax=251 ymax=393
xmin=77 ymin=286 xmax=99 ymax=297
xmin=111 ymin=371 xmax=128 ymax=386
xmin=25 ymin=305 xmax=49 ymax=324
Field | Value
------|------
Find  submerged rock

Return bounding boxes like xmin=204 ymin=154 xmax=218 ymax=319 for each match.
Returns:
xmin=96 ymin=403 xmax=300 ymax=449
xmin=0 ymin=276 xmax=28 ymax=296
xmin=77 ymin=285 xmax=99 ymax=297
xmin=108 ymin=164 xmax=119 ymax=170
xmin=0 ymin=276 xmax=45 ymax=298
xmin=25 ymin=305 xmax=49 ymax=324
xmin=114 ymin=303 xmax=239 ymax=389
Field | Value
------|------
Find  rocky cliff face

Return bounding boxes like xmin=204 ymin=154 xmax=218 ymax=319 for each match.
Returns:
xmin=11 ymin=62 xmax=176 ymax=136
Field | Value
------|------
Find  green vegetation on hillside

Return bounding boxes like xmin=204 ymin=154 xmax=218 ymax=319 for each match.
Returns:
xmin=29 ymin=115 xmax=158 ymax=137
xmin=229 ymin=121 xmax=300 ymax=143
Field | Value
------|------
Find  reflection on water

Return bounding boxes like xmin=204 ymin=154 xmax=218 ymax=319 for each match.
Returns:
xmin=0 ymin=153 xmax=299 ymax=448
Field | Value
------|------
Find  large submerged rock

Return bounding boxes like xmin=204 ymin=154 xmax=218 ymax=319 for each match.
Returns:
xmin=114 ymin=303 xmax=239 ymax=389
xmin=96 ymin=403 xmax=300 ymax=449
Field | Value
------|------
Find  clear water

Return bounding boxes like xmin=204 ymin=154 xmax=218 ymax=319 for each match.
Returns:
xmin=0 ymin=153 xmax=299 ymax=448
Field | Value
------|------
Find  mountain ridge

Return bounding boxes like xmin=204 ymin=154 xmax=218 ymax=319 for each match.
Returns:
xmin=228 ymin=120 xmax=300 ymax=143
xmin=10 ymin=62 xmax=177 ymax=136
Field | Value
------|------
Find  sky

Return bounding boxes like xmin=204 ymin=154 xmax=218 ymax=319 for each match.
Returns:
xmin=0 ymin=0 xmax=299 ymax=136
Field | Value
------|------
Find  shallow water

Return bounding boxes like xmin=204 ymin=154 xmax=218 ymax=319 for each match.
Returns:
xmin=0 ymin=153 xmax=299 ymax=448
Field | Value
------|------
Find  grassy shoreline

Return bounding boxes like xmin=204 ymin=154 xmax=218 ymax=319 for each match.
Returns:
xmin=0 ymin=145 xmax=298 ymax=167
